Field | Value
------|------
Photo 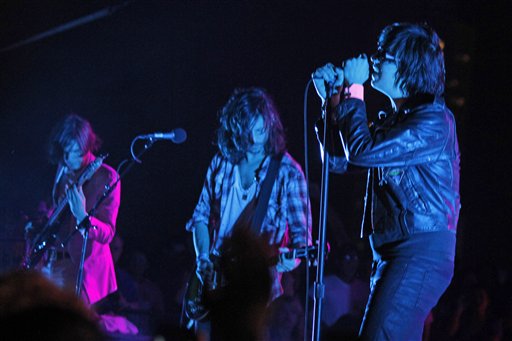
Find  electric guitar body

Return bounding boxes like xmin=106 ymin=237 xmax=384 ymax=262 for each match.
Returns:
xmin=22 ymin=155 xmax=107 ymax=269
xmin=183 ymin=245 xmax=318 ymax=322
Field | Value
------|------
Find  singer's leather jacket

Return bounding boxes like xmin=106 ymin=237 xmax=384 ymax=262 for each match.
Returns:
xmin=329 ymin=94 xmax=460 ymax=248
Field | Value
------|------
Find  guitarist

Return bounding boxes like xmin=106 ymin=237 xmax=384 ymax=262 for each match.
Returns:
xmin=186 ymin=88 xmax=312 ymax=340
xmin=25 ymin=114 xmax=121 ymax=306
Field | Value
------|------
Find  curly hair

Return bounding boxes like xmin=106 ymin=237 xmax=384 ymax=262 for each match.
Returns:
xmin=217 ymin=87 xmax=286 ymax=164
xmin=378 ymin=22 xmax=446 ymax=96
xmin=47 ymin=114 xmax=102 ymax=165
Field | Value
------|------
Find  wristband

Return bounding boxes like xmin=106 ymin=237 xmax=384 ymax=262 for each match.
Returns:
xmin=344 ymin=84 xmax=364 ymax=101
xmin=76 ymin=214 xmax=91 ymax=229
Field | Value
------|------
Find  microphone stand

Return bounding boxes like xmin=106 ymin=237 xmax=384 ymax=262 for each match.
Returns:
xmin=311 ymin=90 xmax=333 ymax=341
xmin=63 ymin=138 xmax=156 ymax=299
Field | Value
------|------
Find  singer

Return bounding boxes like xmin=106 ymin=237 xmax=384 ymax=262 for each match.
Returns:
xmin=185 ymin=87 xmax=312 ymax=340
xmin=313 ymin=23 xmax=460 ymax=340
xmin=24 ymin=114 xmax=121 ymax=306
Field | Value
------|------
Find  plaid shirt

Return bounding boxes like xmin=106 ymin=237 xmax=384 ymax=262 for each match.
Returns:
xmin=186 ymin=152 xmax=312 ymax=298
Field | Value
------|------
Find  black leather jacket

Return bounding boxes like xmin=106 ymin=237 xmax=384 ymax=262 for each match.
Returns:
xmin=330 ymin=95 xmax=460 ymax=248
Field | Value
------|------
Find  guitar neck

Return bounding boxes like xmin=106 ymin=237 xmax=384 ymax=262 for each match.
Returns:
xmin=46 ymin=155 xmax=106 ymax=226
xmin=47 ymin=197 xmax=68 ymax=226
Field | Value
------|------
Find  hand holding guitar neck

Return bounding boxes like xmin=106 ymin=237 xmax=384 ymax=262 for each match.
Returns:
xmin=65 ymin=184 xmax=88 ymax=225
xmin=23 ymin=154 xmax=108 ymax=269
xmin=276 ymin=246 xmax=302 ymax=272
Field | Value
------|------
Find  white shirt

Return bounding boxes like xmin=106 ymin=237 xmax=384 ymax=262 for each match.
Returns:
xmin=214 ymin=165 xmax=258 ymax=251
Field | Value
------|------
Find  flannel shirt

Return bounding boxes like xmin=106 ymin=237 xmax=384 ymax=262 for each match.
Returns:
xmin=186 ymin=152 xmax=312 ymax=299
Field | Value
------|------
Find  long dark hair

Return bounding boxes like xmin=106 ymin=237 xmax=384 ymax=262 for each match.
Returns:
xmin=47 ymin=114 xmax=101 ymax=164
xmin=378 ymin=22 xmax=445 ymax=96
xmin=217 ymin=87 xmax=286 ymax=164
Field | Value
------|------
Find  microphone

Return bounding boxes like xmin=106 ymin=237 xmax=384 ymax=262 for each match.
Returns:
xmin=139 ymin=128 xmax=187 ymax=144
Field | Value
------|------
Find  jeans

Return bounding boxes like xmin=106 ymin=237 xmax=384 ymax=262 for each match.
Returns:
xmin=359 ymin=237 xmax=454 ymax=341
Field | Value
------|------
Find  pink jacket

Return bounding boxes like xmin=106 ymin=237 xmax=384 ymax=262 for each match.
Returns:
xmin=57 ymin=162 xmax=121 ymax=304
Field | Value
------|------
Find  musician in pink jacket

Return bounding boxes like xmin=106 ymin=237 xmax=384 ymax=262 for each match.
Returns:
xmin=27 ymin=114 xmax=121 ymax=305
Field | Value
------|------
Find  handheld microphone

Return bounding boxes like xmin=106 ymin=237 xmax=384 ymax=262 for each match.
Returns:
xmin=139 ymin=128 xmax=187 ymax=144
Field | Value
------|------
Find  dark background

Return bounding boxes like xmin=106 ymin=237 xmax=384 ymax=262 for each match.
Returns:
xmin=0 ymin=0 xmax=509 ymax=328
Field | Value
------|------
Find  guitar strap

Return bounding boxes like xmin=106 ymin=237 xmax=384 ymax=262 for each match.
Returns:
xmin=251 ymin=152 xmax=284 ymax=233
xmin=231 ymin=152 xmax=284 ymax=235
xmin=52 ymin=163 xmax=66 ymax=207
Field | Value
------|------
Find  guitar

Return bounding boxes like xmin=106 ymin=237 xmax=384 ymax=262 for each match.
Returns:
xmin=22 ymin=154 xmax=108 ymax=269
xmin=183 ymin=245 xmax=319 ymax=322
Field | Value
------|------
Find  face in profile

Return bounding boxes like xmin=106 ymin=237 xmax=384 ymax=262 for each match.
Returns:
xmin=63 ymin=140 xmax=88 ymax=171
xmin=370 ymin=48 xmax=406 ymax=99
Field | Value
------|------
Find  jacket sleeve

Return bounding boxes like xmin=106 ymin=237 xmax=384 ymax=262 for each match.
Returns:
xmin=335 ymin=98 xmax=451 ymax=168
xmin=285 ymin=166 xmax=312 ymax=248
xmin=88 ymin=168 xmax=121 ymax=244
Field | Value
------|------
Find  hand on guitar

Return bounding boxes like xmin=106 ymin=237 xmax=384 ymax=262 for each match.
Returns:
xmin=276 ymin=247 xmax=302 ymax=272
xmin=196 ymin=254 xmax=214 ymax=288
xmin=66 ymin=184 xmax=88 ymax=234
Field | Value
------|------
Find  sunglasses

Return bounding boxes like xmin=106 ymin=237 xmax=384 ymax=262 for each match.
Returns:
xmin=371 ymin=48 xmax=397 ymax=63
